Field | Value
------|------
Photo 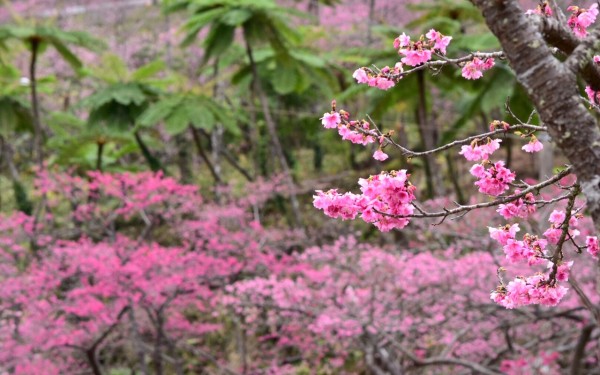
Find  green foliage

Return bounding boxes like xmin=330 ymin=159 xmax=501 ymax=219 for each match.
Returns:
xmin=80 ymin=54 xmax=167 ymax=131
xmin=12 ymin=179 xmax=32 ymax=215
xmin=46 ymin=111 xmax=135 ymax=170
xmin=0 ymin=24 xmax=105 ymax=72
xmin=438 ymin=65 xmax=517 ymax=145
xmin=82 ymin=82 xmax=159 ymax=131
xmin=0 ymin=64 xmax=33 ymax=136
xmin=139 ymin=93 xmax=240 ymax=135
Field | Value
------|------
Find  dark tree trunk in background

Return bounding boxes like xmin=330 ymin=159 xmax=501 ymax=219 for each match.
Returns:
xmin=175 ymin=133 xmax=192 ymax=184
xmin=134 ymin=131 xmax=164 ymax=173
xmin=416 ymin=70 xmax=445 ymax=198
xmin=190 ymin=125 xmax=223 ymax=185
xmin=244 ymin=35 xmax=304 ymax=231
xmin=29 ymin=37 xmax=44 ymax=167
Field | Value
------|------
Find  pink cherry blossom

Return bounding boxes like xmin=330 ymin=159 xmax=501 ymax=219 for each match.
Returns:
xmin=393 ymin=32 xmax=410 ymax=49
xmin=321 ymin=112 xmax=341 ymax=129
xmin=555 ymin=261 xmax=573 ymax=282
xmin=586 ymin=236 xmax=599 ymax=258
xmin=425 ymin=29 xmax=452 ymax=54
xmin=522 ymin=137 xmax=544 ymax=153
xmin=375 ymin=76 xmax=395 ymax=90
xmin=567 ymin=4 xmax=599 ymax=38
xmin=314 ymin=171 xmax=416 ymax=232
xmin=585 ymin=85 xmax=600 ymax=104
xmin=352 ymin=68 xmax=369 ymax=84
xmin=461 ymin=57 xmax=495 ymax=80
xmin=471 ymin=160 xmax=515 ymax=196
xmin=549 ymin=210 xmax=566 ymax=225
xmin=489 ymin=224 xmax=520 ymax=245
xmin=373 ymin=149 xmax=389 ymax=161
xmin=400 ymin=48 xmax=432 ymax=66
xmin=496 ymin=192 xmax=536 ymax=219
xmin=459 ymin=138 xmax=501 ymax=161
xmin=525 ymin=1 xmax=553 ymax=16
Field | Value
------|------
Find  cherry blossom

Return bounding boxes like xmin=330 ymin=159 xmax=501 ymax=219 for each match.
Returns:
xmin=522 ymin=136 xmax=544 ymax=153
xmin=462 ymin=57 xmax=495 ymax=80
xmin=459 ymin=138 xmax=502 ymax=161
xmin=321 ymin=112 xmax=341 ymax=128
xmin=373 ymin=149 xmax=389 ymax=161
xmin=567 ymin=4 xmax=599 ymax=38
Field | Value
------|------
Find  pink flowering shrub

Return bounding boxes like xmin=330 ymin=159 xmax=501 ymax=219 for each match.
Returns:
xmin=0 ymin=170 xmax=297 ymax=374
xmin=225 ymin=225 xmax=600 ymax=372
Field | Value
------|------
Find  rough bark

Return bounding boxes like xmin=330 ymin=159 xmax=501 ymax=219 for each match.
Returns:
xmin=471 ymin=0 xmax=600 ymax=230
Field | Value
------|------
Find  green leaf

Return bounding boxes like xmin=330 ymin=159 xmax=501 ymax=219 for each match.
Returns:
xmin=164 ymin=106 xmax=191 ymax=135
xmin=49 ymin=37 xmax=82 ymax=70
xmin=221 ymin=8 xmax=253 ymax=26
xmin=181 ymin=8 xmax=229 ymax=47
xmin=138 ymin=96 xmax=183 ymax=127
xmin=203 ymin=23 xmax=235 ymax=62
xmin=132 ymin=60 xmax=166 ymax=81
xmin=271 ymin=57 xmax=298 ymax=95
xmin=186 ymin=101 xmax=215 ymax=131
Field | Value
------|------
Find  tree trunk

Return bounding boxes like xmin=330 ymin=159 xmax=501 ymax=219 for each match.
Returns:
xmin=366 ymin=0 xmax=376 ymax=45
xmin=29 ymin=37 xmax=43 ymax=167
xmin=128 ymin=307 xmax=150 ymax=375
xmin=134 ymin=131 xmax=164 ymax=173
xmin=307 ymin=0 xmax=319 ymax=22
xmin=243 ymin=35 xmax=304 ymax=231
xmin=96 ymin=141 xmax=104 ymax=171
xmin=190 ymin=125 xmax=223 ymax=185
xmin=174 ymin=133 xmax=192 ymax=184
xmin=153 ymin=312 xmax=164 ymax=375
xmin=86 ymin=348 xmax=104 ymax=375
xmin=415 ymin=70 xmax=445 ymax=198
xmin=211 ymin=60 xmax=224 ymax=189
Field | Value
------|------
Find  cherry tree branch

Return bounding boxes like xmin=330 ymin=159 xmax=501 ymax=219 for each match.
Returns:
xmin=367 ymin=51 xmax=506 ymax=81
xmin=379 ymin=166 xmax=572 ymax=222
xmin=385 ymin=334 xmax=503 ymax=375
xmin=469 ymin=0 xmax=600 ymax=230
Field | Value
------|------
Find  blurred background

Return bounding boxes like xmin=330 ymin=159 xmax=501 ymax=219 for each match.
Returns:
xmin=0 ymin=1 xmax=597 ymax=374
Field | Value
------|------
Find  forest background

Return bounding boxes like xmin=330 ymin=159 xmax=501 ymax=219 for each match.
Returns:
xmin=0 ymin=0 xmax=598 ymax=374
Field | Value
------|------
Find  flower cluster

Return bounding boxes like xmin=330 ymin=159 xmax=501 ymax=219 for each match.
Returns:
xmin=352 ymin=65 xmax=400 ymax=90
xmin=567 ymin=4 xmax=599 ymax=38
xmin=586 ymin=236 xmax=599 ymax=258
xmin=470 ymin=160 xmax=516 ymax=196
xmin=490 ymin=224 xmax=547 ymax=264
xmin=584 ymin=85 xmax=600 ymax=105
xmin=314 ymin=170 xmax=416 ymax=232
xmin=394 ymin=29 xmax=451 ymax=67
xmin=491 ymin=275 xmax=569 ymax=309
xmin=543 ymin=209 xmax=580 ymax=245
xmin=320 ymin=110 xmax=376 ymax=145
xmin=312 ymin=189 xmax=363 ymax=221
xmin=525 ymin=1 xmax=553 ymax=17
xmin=504 ymin=234 xmax=548 ymax=265
xmin=496 ymin=191 xmax=536 ymax=220
xmin=458 ymin=138 xmax=501 ymax=161
xmin=461 ymin=57 xmax=495 ymax=80
xmin=522 ymin=135 xmax=544 ymax=153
